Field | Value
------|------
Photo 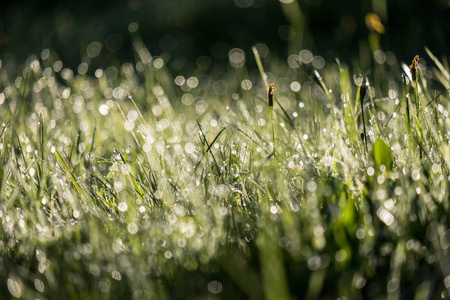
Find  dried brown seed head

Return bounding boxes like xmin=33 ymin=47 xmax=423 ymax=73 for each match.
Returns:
xmin=268 ymin=83 xmax=276 ymax=107
xmin=410 ymin=55 xmax=419 ymax=82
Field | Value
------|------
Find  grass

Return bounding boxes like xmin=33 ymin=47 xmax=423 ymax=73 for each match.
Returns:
xmin=1 ymin=44 xmax=450 ymax=300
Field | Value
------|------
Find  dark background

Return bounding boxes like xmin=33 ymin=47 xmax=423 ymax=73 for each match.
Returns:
xmin=0 ymin=0 xmax=449 ymax=72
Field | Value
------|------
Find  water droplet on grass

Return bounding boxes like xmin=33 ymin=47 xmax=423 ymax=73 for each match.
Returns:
xmin=34 ymin=279 xmax=45 ymax=293
xmin=118 ymin=202 xmax=128 ymax=212
xmin=387 ymin=278 xmax=400 ymax=293
xmin=207 ymin=281 xmax=223 ymax=294
xmin=323 ymin=156 xmax=333 ymax=167
xmin=290 ymin=81 xmax=301 ymax=92
xmin=306 ymin=181 xmax=317 ymax=192
xmin=270 ymin=205 xmax=278 ymax=214
xmin=127 ymin=222 xmax=138 ymax=234
xmin=378 ymin=208 xmax=395 ymax=226
xmin=7 ymin=277 xmax=21 ymax=298
xmin=432 ymin=163 xmax=439 ymax=173
xmin=111 ymin=270 xmax=122 ymax=281
xmin=412 ymin=169 xmax=420 ymax=181
xmin=307 ymin=256 xmax=321 ymax=270
xmin=164 ymin=250 xmax=173 ymax=259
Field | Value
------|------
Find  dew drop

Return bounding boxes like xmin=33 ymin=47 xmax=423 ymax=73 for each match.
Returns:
xmin=127 ymin=222 xmax=138 ymax=234
xmin=118 ymin=202 xmax=128 ymax=212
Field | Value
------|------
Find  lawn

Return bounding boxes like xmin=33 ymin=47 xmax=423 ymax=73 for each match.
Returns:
xmin=1 ymin=41 xmax=450 ymax=299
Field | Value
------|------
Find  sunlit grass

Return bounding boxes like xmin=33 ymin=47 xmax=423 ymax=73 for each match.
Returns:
xmin=1 ymin=45 xmax=450 ymax=299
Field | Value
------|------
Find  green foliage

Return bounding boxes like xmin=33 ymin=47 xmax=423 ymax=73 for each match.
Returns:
xmin=0 ymin=46 xmax=450 ymax=300
xmin=373 ymin=139 xmax=393 ymax=171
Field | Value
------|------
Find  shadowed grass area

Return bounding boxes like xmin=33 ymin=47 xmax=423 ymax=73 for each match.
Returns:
xmin=0 ymin=45 xmax=450 ymax=299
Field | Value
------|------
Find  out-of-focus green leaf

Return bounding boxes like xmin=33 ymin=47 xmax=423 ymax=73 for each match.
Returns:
xmin=373 ymin=139 xmax=393 ymax=171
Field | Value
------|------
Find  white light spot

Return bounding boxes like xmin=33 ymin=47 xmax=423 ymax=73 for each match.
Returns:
xmin=306 ymin=180 xmax=317 ymax=192
xmin=154 ymin=190 xmax=163 ymax=199
xmin=164 ymin=250 xmax=173 ymax=259
xmin=127 ymin=222 xmax=138 ymax=234
xmin=299 ymin=49 xmax=313 ymax=64
xmin=34 ymin=278 xmax=45 ymax=292
xmin=335 ymin=249 xmax=347 ymax=262
xmin=307 ymin=256 xmax=321 ymax=270
xmin=387 ymin=278 xmax=400 ymax=293
xmin=175 ymin=76 xmax=185 ymax=86
xmin=312 ymin=56 xmax=325 ymax=69
xmin=118 ymin=202 xmax=128 ymax=212
xmin=228 ymin=48 xmax=245 ymax=68
xmin=127 ymin=110 xmax=139 ymax=121
xmin=124 ymin=120 xmax=135 ymax=131
xmin=241 ymin=79 xmax=252 ymax=90
xmin=313 ymin=225 xmax=324 ymax=237
xmin=7 ymin=277 xmax=21 ymax=298
xmin=185 ymin=143 xmax=196 ymax=154
xmin=384 ymin=199 xmax=395 ymax=210
xmin=114 ymin=182 xmax=123 ymax=192
xmin=143 ymin=143 xmax=152 ymax=153
xmin=120 ymin=164 xmax=131 ymax=175
xmin=95 ymin=69 xmax=103 ymax=78
xmin=111 ymin=270 xmax=122 ymax=281
xmin=99 ymin=104 xmax=110 ymax=115
xmin=87 ymin=42 xmax=102 ymax=58
xmin=181 ymin=93 xmax=194 ymax=106
xmin=445 ymin=275 xmax=450 ymax=289
xmin=356 ymin=228 xmax=366 ymax=239
xmin=378 ymin=208 xmax=395 ymax=226
xmin=154 ymin=58 xmax=164 ymax=69
xmin=290 ymin=81 xmax=301 ymax=92
xmin=270 ymin=205 xmax=278 ymax=214
xmin=128 ymin=22 xmax=139 ymax=33
xmin=187 ymin=77 xmax=199 ymax=88
xmin=432 ymin=163 xmax=439 ymax=173
xmin=322 ymin=156 xmax=333 ymax=167
xmin=412 ymin=169 xmax=420 ymax=181
xmin=207 ymin=281 xmax=223 ymax=294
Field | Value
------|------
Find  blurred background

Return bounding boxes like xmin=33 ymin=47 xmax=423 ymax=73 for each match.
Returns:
xmin=0 ymin=0 xmax=449 ymax=73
